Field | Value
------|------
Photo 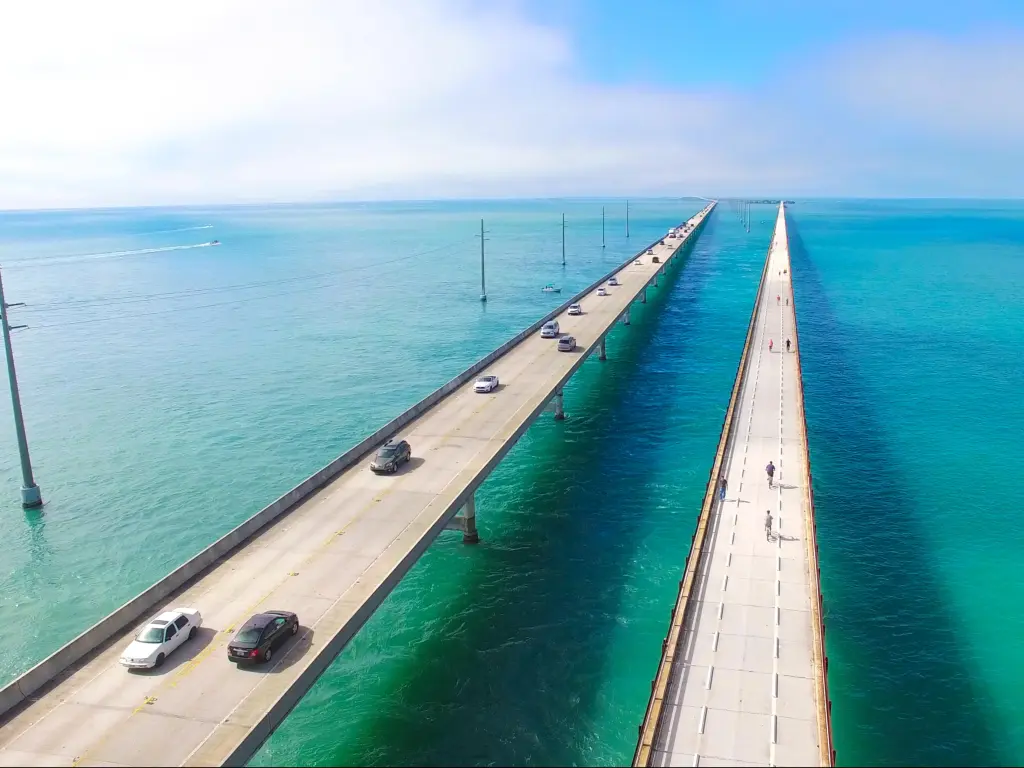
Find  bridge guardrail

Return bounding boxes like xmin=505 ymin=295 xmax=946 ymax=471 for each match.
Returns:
xmin=787 ymin=209 xmax=836 ymax=766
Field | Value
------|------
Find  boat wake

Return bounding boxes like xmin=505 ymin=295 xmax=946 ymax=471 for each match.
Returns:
xmin=141 ymin=225 xmax=214 ymax=235
xmin=6 ymin=241 xmax=221 ymax=268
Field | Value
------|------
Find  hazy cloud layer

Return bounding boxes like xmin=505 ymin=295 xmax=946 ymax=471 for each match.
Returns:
xmin=0 ymin=1 xmax=1021 ymax=208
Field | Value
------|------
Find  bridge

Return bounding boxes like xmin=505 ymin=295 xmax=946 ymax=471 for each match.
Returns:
xmin=0 ymin=204 xmax=715 ymax=767
xmin=632 ymin=203 xmax=834 ymax=767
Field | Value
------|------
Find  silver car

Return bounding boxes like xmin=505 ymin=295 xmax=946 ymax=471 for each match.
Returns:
xmin=557 ymin=335 xmax=577 ymax=352
xmin=541 ymin=320 xmax=560 ymax=338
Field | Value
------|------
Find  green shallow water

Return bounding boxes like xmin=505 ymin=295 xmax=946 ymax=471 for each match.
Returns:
xmin=1 ymin=199 xmax=1022 ymax=766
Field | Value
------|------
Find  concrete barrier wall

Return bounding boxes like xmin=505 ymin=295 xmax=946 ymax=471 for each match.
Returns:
xmin=0 ymin=204 xmax=714 ymax=720
xmin=633 ymin=204 xmax=774 ymax=766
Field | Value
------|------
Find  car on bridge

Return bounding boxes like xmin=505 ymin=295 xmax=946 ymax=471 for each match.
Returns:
xmin=557 ymin=335 xmax=577 ymax=352
xmin=646 ymin=248 xmax=654 ymax=254
xmin=634 ymin=259 xmax=642 ymax=265
xmin=119 ymin=608 xmax=202 ymax=669
xmin=227 ymin=610 xmax=299 ymax=664
xmin=597 ymin=287 xmax=607 ymax=296
xmin=567 ymin=303 xmax=582 ymax=315
xmin=474 ymin=375 xmax=499 ymax=393
xmin=370 ymin=439 xmax=412 ymax=474
xmin=540 ymin=320 xmax=560 ymax=338
xmin=608 ymin=276 xmax=620 ymax=286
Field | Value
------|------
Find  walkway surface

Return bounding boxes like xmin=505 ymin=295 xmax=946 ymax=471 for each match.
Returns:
xmin=649 ymin=204 xmax=827 ymax=766
xmin=0 ymin=206 xmax=713 ymax=768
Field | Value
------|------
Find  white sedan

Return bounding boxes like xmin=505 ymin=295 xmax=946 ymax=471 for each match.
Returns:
xmin=568 ymin=303 xmax=582 ymax=316
xmin=597 ymin=287 xmax=607 ymax=296
xmin=120 ymin=608 xmax=202 ymax=669
xmin=474 ymin=375 xmax=499 ymax=393
xmin=608 ymin=277 xmax=620 ymax=286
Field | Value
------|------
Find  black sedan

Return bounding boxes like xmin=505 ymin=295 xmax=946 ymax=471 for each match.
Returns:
xmin=227 ymin=610 xmax=299 ymax=664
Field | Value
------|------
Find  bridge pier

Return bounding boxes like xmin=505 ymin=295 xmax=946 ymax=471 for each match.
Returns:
xmin=445 ymin=493 xmax=480 ymax=544
xmin=640 ymin=288 xmax=647 ymax=304
xmin=553 ymin=390 xmax=565 ymax=420
xmin=653 ymin=273 xmax=659 ymax=288
xmin=622 ymin=307 xmax=631 ymax=326
xmin=598 ymin=337 xmax=607 ymax=361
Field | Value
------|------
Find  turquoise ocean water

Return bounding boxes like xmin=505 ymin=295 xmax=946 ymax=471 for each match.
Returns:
xmin=0 ymin=199 xmax=1021 ymax=766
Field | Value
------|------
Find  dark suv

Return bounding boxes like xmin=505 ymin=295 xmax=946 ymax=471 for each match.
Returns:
xmin=370 ymin=439 xmax=412 ymax=473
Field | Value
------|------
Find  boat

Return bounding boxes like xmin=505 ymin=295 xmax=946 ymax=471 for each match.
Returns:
xmin=541 ymin=284 xmax=561 ymax=293
xmin=210 ymin=240 xmax=220 ymax=245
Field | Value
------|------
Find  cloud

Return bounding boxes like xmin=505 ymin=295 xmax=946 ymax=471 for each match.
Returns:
xmin=0 ymin=2 xmax=1021 ymax=208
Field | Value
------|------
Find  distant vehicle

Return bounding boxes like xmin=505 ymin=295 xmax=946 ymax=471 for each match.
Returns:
xmin=370 ymin=438 xmax=412 ymax=473
xmin=541 ymin=284 xmax=561 ymax=293
xmin=119 ymin=608 xmax=202 ymax=669
xmin=597 ymin=287 xmax=607 ymax=296
xmin=540 ymin=320 xmax=560 ymax=338
xmin=474 ymin=375 xmax=499 ymax=393
xmin=659 ymin=239 xmax=665 ymax=245
xmin=567 ymin=303 xmax=583 ymax=316
xmin=227 ymin=610 xmax=299 ymax=664
xmin=652 ymin=256 xmax=661 ymax=263
xmin=608 ymin=277 xmax=620 ymax=286
xmin=646 ymin=248 xmax=654 ymax=254
xmin=667 ymin=233 xmax=676 ymax=239
xmin=634 ymin=259 xmax=642 ymax=265
xmin=557 ymin=336 xmax=577 ymax=352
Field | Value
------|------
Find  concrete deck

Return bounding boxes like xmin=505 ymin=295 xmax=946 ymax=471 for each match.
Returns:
xmin=0 ymin=206 xmax=713 ymax=768
xmin=643 ymin=204 xmax=828 ymax=766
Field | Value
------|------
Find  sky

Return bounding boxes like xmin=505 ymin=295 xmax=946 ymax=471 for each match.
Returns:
xmin=1 ymin=0 xmax=1023 ymax=209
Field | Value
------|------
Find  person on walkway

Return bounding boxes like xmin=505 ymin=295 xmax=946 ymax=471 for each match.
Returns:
xmin=765 ymin=510 xmax=773 ymax=540
xmin=786 ymin=338 xmax=791 ymax=352
xmin=776 ymin=295 xmax=780 ymax=305
xmin=766 ymin=460 xmax=776 ymax=488
xmin=786 ymin=298 xmax=789 ymax=306
xmin=718 ymin=476 xmax=728 ymax=501
xmin=769 ymin=339 xmax=774 ymax=353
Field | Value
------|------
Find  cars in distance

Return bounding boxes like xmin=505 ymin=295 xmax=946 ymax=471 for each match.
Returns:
xmin=568 ymin=303 xmax=582 ymax=316
xmin=634 ymin=259 xmax=642 ymax=265
xmin=541 ymin=320 xmax=560 ymax=338
xmin=227 ymin=610 xmax=299 ymax=664
xmin=120 ymin=608 xmax=202 ymax=669
xmin=370 ymin=438 xmax=412 ymax=473
xmin=608 ymin=277 xmax=620 ymax=286
xmin=652 ymin=255 xmax=661 ymax=263
xmin=557 ymin=335 xmax=577 ymax=352
xmin=474 ymin=375 xmax=499 ymax=393
xmin=646 ymin=248 xmax=654 ymax=254
xmin=597 ymin=286 xmax=607 ymax=296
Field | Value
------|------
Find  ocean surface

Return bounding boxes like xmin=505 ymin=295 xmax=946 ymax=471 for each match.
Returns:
xmin=0 ymin=198 xmax=1021 ymax=766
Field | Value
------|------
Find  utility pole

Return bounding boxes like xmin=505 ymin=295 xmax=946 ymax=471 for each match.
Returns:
xmin=601 ymin=206 xmax=606 ymax=248
xmin=561 ymin=213 xmax=566 ymax=267
xmin=477 ymin=219 xmax=487 ymax=302
xmin=0 ymin=267 xmax=42 ymax=509
xmin=626 ymin=200 xmax=630 ymax=238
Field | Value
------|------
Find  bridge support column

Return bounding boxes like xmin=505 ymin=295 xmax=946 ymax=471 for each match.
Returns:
xmin=446 ymin=493 xmax=480 ymax=544
xmin=462 ymin=495 xmax=479 ymax=544
xmin=622 ymin=307 xmax=631 ymax=326
xmin=553 ymin=390 xmax=565 ymax=421
xmin=640 ymin=288 xmax=647 ymax=304
xmin=598 ymin=337 xmax=606 ymax=361
xmin=653 ymin=273 xmax=659 ymax=288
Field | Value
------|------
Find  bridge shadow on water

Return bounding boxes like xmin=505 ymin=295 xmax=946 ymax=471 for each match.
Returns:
xmin=304 ymin=226 xmax=729 ymax=767
xmin=788 ymin=216 xmax=1000 ymax=767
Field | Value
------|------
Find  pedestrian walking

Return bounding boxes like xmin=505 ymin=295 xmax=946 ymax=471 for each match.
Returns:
xmin=786 ymin=339 xmax=791 ymax=352
xmin=786 ymin=298 xmax=789 ymax=306
xmin=769 ymin=338 xmax=774 ymax=353
xmin=718 ymin=475 xmax=728 ymax=501
xmin=777 ymin=295 xmax=780 ymax=305
xmin=765 ymin=510 xmax=773 ymax=540
xmin=765 ymin=460 xmax=776 ymax=488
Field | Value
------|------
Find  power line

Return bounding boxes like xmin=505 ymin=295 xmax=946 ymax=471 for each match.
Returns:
xmin=17 ymin=237 xmax=474 ymax=315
